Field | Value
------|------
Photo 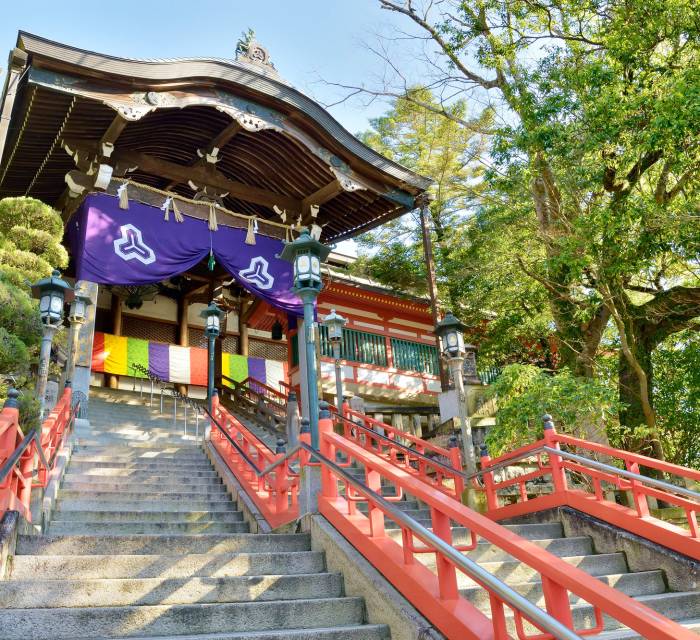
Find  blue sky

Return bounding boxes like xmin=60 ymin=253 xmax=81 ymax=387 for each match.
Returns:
xmin=0 ymin=0 xmax=401 ymax=134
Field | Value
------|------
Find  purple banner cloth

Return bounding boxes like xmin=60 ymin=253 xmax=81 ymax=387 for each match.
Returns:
xmin=148 ymin=342 xmax=170 ymax=380
xmin=68 ymin=193 xmax=304 ymax=315
xmin=247 ymin=357 xmax=267 ymax=385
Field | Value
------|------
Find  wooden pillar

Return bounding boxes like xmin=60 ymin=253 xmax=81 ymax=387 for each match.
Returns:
xmin=176 ymin=296 xmax=189 ymax=396
xmin=238 ymin=299 xmax=250 ymax=357
xmin=418 ymin=195 xmax=449 ymax=391
xmin=107 ymin=294 xmax=122 ymax=389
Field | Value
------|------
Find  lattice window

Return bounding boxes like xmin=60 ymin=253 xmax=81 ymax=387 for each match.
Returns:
xmin=122 ymin=316 xmax=177 ymax=344
xmin=249 ymin=338 xmax=287 ymax=362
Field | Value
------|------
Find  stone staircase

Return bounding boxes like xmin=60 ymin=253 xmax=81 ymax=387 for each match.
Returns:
xmin=352 ymin=485 xmax=700 ymax=638
xmin=208 ymin=396 xmax=700 ymax=638
xmin=0 ymin=388 xmax=388 ymax=640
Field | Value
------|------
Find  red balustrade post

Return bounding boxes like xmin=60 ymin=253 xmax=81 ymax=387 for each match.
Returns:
xmin=627 ymin=461 xmax=651 ymax=518
xmin=480 ymin=444 xmax=499 ymax=511
xmin=541 ymin=575 xmax=575 ymax=629
xmin=448 ymin=435 xmax=465 ymax=500
xmin=319 ymin=403 xmax=338 ymax=499
xmin=543 ymin=414 xmax=568 ymax=494
xmin=0 ymin=390 xmax=21 ymax=512
xmin=430 ymin=506 xmax=459 ymax=600
xmin=365 ymin=467 xmax=385 ymax=538
xmin=342 ymin=400 xmax=350 ymax=420
xmin=274 ymin=438 xmax=289 ymax=515
xmin=18 ymin=439 xmax=34 ymax=514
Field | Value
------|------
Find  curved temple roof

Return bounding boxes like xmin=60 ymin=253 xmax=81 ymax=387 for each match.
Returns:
xmin=0 ymin=32 xmax=431 ymax=242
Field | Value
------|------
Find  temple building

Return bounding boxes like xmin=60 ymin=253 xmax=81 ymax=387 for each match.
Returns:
xmin=0 ymin=31 xmax=466 ymax=431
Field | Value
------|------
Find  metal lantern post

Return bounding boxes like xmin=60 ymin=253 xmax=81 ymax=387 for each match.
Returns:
xmin=65 ymin=290 xmax=92 ymax=388
xmin=323 ymin=308 xmax=347 ymax=412
xmin=31 ymin=270 xmax=74 ymax=419
xmin=280 ymin=228 xmax=331 ymax=449
xmin=435 ymin=311 xmax=477 ymax=478
xmin=201 ymin=301 xmax=223 ymax=413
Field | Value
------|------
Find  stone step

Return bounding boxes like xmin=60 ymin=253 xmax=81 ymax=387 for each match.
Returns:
xmin=67 ymin=460 xmax=215 ymax=472
xmin=69 ymin=452 xmax=209 ymax=463
xmin=74 ymin=427 xmax=202 ymax=439
xmin=50 ymin=509 xmax=244 ymax=523
xmin=61 ymin=478 xmax=223 ymax=492
xmin=523 ymin=591 xmax=700 ymax=635
xmin=594 ymin=618 xmax=700 ymax=640
xmin=461 ymin=570 xmax=666 ymax=609
xmin=57 ymin=498 xmax=236 ymax=512
xmin=10 ymin=551 xmax=326 ymax=580
xmin=58 ymin=489 xmax=231 ymax=501
xmin=60 ymin=625 xmax=390 ymax=640
xmin=72 ymin=444 xmax=201 ymax=454
xmin=47 ymin=521 xmax=250 ymax=535
xmin=74 ymin=436 xmax=201 ymax=447
xmin=385 ymin=529 xmax=593 ymax=561
xmin=0 ymin=573 xmax=343 ymax=608
xmin=465 ymin=553 xmax=629 ymax=584
xmin=0 ymin=597 xmax=368 ymax=639
xmin=17 ymin=533 xmax=311 ymax=556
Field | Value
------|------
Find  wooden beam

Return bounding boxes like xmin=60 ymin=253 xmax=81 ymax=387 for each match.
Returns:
xmin=208 ymin=121 xmax=243 ymax=153
xmin=241 ymin=297 xmax=262 ymax=324
xmin=165 ymin=120 xmax=243 ymax=190
xmin=66 ymin=141 xmax=301 ymax=214
xmin=100 ymin=114 xmax=129 ymax=146
xmin=301 ymin=179 xmax=343 ymax=224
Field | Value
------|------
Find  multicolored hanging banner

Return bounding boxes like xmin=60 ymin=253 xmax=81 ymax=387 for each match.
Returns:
xmin=68 ymin=193 xmax=304 ymax=315
xmin=91 ymin=332 xmax=288 ymax=390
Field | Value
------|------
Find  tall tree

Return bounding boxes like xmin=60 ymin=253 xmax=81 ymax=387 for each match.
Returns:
xmin=0 ymin=197 xmax=68 ymax=426
xmin=334 ymin=0 xmax=700 ymax=455
xmin=353 ymin=87 xmax=490 ymax=310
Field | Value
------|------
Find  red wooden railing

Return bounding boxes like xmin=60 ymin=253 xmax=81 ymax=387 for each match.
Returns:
xmin=0 ymin=387 xmax=77 ymax=522
xmin=480 ymin=416 xmax=700 ymax=561
xmin=210 ymin=393 xmax=301 ymax=528
xmin=204 ymin=396 xmax=698 ymax=639
xmin=336 ymin=407 xmax=465 ymax=500
xmin=317 ymin=414 xmax=697 ymax=640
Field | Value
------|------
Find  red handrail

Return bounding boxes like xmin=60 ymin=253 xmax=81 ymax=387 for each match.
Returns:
xmin=480 ymin=421 xmax=700 ymax=560
xmin=336 ymin=409 xmax=464 ymax=500
xmin=0 ymin=386 xmax=76 ymax=522
xmin=344 ymin=406 xmax=454 ymax=458
xmin=203 ymin=400 xmax=696 ymax=639
xmin=210 ymin=395 xmax=300 ymax=528
xmin=317 ymin=416 xmax=697 ymax=640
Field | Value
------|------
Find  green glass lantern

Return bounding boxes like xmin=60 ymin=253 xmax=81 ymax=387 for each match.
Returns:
xmin=279 ymin=228 xmax=331 ymax=292
xmin=31 ymin=270 xmax=74 ymax=326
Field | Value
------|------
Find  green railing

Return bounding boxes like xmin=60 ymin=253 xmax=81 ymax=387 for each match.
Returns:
xmin=390 ymin=337 xmax=440 ymax=376
xmin=319 ymin=325 xmax=388 ymax=367
xmin=479 ymin=366 xmax=502 ymax=385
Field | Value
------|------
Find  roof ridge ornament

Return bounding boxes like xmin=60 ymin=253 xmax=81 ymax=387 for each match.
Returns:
xmin=235 ymin=28 xmax=275 ymax=71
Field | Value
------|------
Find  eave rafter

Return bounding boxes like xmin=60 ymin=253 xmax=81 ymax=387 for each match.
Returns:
xmin=63 ymin=140 xmax=303 ymax=214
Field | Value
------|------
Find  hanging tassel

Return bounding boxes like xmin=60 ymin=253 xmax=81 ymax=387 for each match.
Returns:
xmin=208 ymin=248 xmax=216 ymax=271
xmin=172 ymin=198 xmax=184 ymax=222
xmin=161 ymin=196 xmax=172 ymax=221
xmin=208 ymin=203 xmax=218 ymax=231
xmin=117 ymin=182 xmax=129 ymax=210
xmin=245 ymin=216 xmax=257 ymax=245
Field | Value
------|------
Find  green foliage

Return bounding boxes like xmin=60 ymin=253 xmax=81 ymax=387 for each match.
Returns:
xmin=0 ymin=197 xmax=66 ymax=414
xmin=652 ymin=331 xmax=700 ymax=467
xmin=485 ymin=365 xmax=619 ymax=456
xmin=353 ymin=88 xmax=490 ymax=302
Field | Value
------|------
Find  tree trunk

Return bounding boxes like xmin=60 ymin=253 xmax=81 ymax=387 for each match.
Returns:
xmin=617 ymin=316 xmax=665 ymax=460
